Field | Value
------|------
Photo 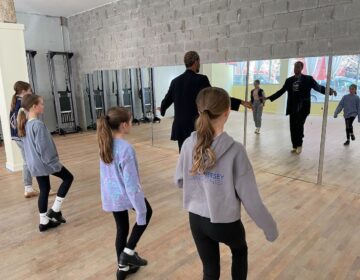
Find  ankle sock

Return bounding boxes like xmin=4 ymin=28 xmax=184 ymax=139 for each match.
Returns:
xmin=25 ymin=185 xmax=34 ymax=193
xmin=118 ymin=265 xmax=130 ymax=271
xmin=40 ymin=213 xmax=49 ymax=225
xmin=123 ymin=248 xmax=135 ymax=256
xmin=52 ymin=196 xmax=65 ymax=212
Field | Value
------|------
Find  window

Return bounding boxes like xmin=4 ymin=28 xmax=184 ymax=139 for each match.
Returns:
xmin=232 ymin=60 xmax=280 ymax=85
xmin=289 ymin=56 xmax=360 ymax=103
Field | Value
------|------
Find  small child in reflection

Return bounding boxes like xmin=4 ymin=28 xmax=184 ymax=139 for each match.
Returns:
xmin=334 ymin=84 xmax=360 ymax=146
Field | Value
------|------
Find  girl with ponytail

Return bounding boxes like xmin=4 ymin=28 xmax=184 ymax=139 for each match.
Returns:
xmin=175 ymin=87 xmax=278 ymax=279
xmin=9 ymin=81 xmax=37 ymax=198
xmin=19 ymin=94 xmax=74 ymax=232
xmin=97 ymin=107 xmax=152 ymax=280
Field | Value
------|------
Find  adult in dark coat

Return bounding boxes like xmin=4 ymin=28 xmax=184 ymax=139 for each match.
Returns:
xmin=266 ymin=61 xmax=336 ymax=154
xmin=160 ymin=51 xmax=251 ymax=151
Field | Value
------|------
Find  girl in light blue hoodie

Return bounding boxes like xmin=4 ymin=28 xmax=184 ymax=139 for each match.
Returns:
xmin=175 ymin=87 xmax=278 ymax=280
xmin=97 ymin=107 xmax=152 ymax=280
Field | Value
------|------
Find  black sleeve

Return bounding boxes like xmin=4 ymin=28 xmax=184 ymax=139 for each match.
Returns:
xmin=310 ymin=76 xmax=326 ymax=94
xmin=204 ymin=76 xmax=211 ymax=88
xmin=230 ymin=97 xmax=243 ymax=111
xmin=160 ymin=81 xmax=175 ymax=116
xmin=267 ymin=80 xmax=288 ymax=102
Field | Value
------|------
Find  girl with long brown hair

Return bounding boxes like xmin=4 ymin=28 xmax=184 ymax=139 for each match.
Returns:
xmin=18 ymin=94 xmax=74 ymax=232
xmin=175 ymin=87 xmax=278 ymax=279
xmin=9 ymin=81 xmax=37 ymax=198
xmin=97 ymin=107 xmax=152 ymax=280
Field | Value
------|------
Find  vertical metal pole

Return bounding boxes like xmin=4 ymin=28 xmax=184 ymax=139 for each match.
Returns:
xmin=243 ymin=60 xmax=250 ymax=147
xmin=317 ymin=55 xmax=333 ymax=185
xmin=356 ymin=55 xmax=360 ymax=87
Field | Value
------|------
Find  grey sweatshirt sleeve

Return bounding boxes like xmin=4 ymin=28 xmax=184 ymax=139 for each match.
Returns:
xmin=334 ymin=97 xmax=344 ymax=118
xmin=234 ymin=148 xmax=278 ymax=242
xmin=34 ymin=122 xmax=62 ymax=173
xmin=174 ymin=147 xmax=185 ymax=188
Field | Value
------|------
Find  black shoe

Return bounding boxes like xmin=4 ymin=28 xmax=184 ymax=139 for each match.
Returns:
xmin=116 ymin=265 xmax=140 ymax=280
xmin=351 ymin=134 xmax=355 ymax=141
xmin=120 ymin=252 xmax=148 ymax=267
xmin=344 ymin=140 xmax=350 ymax=146
xmin=47 ymin=209 xmax=66 ymax=223
xmin=39 ymin=220 xmax=61 ymax=232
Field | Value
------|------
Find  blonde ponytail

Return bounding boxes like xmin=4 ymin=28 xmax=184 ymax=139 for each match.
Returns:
xmin=191 ymin=110 xmax=216 ymax=175
xmin=191 ymin=87 xmax=230 ymax=175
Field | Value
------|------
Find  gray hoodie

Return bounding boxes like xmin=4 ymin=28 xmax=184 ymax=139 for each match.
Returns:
xmin=23 ymin=119 xmax=62 ymax=177
xmin=175 ymin=131 xmax=278 ymax=241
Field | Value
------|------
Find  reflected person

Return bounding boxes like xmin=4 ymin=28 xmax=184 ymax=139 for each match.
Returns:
xmin=266 ymin=61 xmax=336 ymax=154
xmin=160 ymin=51 xmax=251 ymax=152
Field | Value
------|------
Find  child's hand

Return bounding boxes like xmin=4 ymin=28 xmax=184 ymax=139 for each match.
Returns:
xmin=265 ymin=227 xmax=279 ymax=242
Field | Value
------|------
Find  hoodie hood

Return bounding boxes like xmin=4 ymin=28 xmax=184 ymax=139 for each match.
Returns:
xmin=188 ymin=131 xmax=235 ymax=160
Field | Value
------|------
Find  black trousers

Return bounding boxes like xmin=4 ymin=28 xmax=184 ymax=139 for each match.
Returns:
xmin=177 ymin=137 xmax=186 ymax=152
xmin=345 ymin=116 xmax=356 ymax=139
xmin=113 ymin=199 xmax=152 ymax=263
xmin=289 ymin=112 xmax=309 ymax=148
xmin=189 ymin=212 xmax=248 ymax=280
xmin=36 ymin=166 xmax=74 ymax=213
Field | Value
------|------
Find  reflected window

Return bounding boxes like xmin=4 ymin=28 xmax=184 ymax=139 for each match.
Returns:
xmin=231 ymin=60 xmax=280 ymax=85
xmin=289 ymin=56 xmax=360 ymax=103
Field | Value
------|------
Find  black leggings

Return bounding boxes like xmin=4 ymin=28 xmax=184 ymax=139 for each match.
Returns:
xmin=36 ymin=166 xmax=74 ymax=213
xmin=345 ymin=116 xmax=355 ymax=139
xmin=113 ymin=199 xmax=152 ymax=263
xmin=189 ymin=212 xmax=248 ymax=280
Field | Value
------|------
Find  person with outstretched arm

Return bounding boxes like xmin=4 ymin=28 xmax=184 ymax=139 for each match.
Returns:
xmin=266 ymin=61 xmax=336 ymax=154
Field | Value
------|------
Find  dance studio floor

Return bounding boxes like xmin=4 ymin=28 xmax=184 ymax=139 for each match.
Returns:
xmin=1 ymin=113 xmax=360 ymax=280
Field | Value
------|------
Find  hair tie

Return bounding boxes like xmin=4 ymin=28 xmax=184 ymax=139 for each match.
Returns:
xmin=105 ymin=115 xmax=110 ymax=121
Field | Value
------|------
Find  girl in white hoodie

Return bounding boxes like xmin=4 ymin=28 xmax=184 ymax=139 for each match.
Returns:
xmin=175 ymin=87 xmax=278 ymax=280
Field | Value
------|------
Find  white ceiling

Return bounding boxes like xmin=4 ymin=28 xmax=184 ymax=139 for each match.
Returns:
xmin=14 ymin=0 xmax=116 ymax=17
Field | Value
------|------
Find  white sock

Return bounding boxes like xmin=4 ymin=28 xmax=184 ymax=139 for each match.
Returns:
xmin=52 ymin=196 xmax=65 ymax=212
xmin=118 ymin=265 xmax=130 ymax=271
xmin=25 ymin=185 xmax=34 ymax=193
xmin=124 ymin=248 xmax=135 ymax=256
xmin=40 ymin=213 xmax=49 ymax=225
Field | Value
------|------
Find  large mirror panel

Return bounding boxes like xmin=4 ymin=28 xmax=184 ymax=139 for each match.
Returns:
xmin=323 ymin=54 xmax=360 ymax=192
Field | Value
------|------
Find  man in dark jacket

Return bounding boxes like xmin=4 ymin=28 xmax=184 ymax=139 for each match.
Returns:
xmin=160 ymin=51 xmax=250 ymax=151
xmin=266 ymin=61 xmax=336 ymax=154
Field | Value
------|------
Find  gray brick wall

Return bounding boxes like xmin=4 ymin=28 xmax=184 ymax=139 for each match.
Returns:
xmin=68 ymin=0 xmax=360 ymax=128
xmin=68 ymin=0 xmax=360 ymax=73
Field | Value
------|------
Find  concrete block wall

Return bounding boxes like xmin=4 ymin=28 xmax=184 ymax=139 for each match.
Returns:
xmin=68 ymin=0 xmax=360 ymax=72
xmin=67 ymin=0 xmax=360 ymax=128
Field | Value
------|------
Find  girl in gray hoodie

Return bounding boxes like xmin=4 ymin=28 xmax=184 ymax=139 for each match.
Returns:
xmin=18 ymin=94 xmax=74 ymax=232
xmin=175 ymin=87 xmax=278 ymax=280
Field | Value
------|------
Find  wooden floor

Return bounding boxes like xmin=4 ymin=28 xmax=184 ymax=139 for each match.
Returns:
xmin=154 ymin=112 xmax=360 ymax=193
xmin=1 ymin=115 xmax=360 ymax=280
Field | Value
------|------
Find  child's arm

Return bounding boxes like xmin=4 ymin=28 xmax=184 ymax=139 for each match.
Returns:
xmin=122 ymin=147 xmax=147 ymax=225
xmin=334 ymin=97 xmax=344 ymax=118
xmin=34 ymin=122 xmax=62 ymax=173
xmin=234 ymin=147 xmax=278 ymax=242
